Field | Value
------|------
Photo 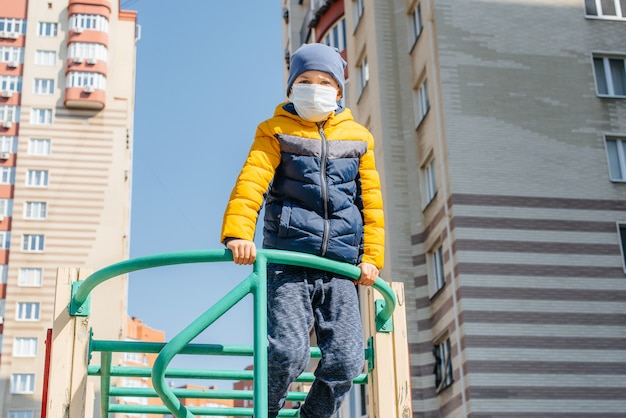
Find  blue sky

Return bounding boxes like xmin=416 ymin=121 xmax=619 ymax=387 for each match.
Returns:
xmin=123 ymin=1 xmax=285 ymax=387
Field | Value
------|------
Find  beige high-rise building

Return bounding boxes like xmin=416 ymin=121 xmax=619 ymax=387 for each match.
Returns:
xmin=0 ymin=0 xmax=137 ymax=417
xmin=283 ymin=0 xmax=626 ymax=416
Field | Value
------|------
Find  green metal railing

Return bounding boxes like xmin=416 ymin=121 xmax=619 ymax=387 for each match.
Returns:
xmin=70 ymin=249 xmax=396 ymax=417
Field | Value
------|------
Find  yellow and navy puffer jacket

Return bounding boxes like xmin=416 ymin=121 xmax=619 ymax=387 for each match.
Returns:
xmin=221 ymin=102 xmax=385 ymax=269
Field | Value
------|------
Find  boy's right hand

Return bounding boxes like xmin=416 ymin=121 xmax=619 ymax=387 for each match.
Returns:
xmin=226 ymin=239 xmax=257 ymax=265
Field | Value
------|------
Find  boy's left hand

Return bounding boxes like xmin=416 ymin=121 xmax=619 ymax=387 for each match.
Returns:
xmin=357 ymin=262 xmax=379 ymax=286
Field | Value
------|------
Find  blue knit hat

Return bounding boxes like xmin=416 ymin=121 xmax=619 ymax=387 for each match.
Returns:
xmin=286 ymin=43 xmax=347 ymax=97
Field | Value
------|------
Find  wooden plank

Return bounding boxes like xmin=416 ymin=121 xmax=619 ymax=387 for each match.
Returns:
xmin=391 ymin=282 xmax=413 ymax=417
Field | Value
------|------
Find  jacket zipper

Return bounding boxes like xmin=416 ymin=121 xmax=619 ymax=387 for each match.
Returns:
xmin=318 ymin=121 xmax=330 ymax=256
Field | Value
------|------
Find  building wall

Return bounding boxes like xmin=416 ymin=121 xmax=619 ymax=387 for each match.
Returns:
xmin=283 ymin=0 xmax=626 ymax=417
xmin=0 ymin=0 xmax=136 ymax=416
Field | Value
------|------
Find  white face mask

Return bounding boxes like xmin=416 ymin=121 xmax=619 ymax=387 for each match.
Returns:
xmin=290 ymin=84 xmax=339 ymax=122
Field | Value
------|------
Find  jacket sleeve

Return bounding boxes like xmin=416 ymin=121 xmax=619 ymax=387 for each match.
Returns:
xmin=220 ymin=122 xmax=281 ymax=243
xmin=359 ymin=132 xmax=385 ymax=269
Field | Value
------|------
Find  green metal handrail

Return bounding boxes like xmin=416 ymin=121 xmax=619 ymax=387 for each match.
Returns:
xmin=70 ymin=249 xmax=397 ymax=418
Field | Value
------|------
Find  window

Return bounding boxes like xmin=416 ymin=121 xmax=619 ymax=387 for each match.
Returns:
xmin=593 ymin=55 xmax=626 ymax=97
xmin=10 ymin=373 xmax=35 ymax=393
xmin=415 ymin=78 xmax=430 ymax=126
xmin=606 ymin=137 xmax=626 ymax=181
xmin=433 ymin=338 xmax=453 ymax=391
xmin=35 ymin=50 xmax=56 ymax=66
xmin=66 ymin=71 xmax=106 ymax=90
xmin=37 ymin=22 xmax=58 ymax=37
xmin=22 ymin=234 xmax=44 ymax=252
xmin=422 ymin=158 xmax=437 ymax=204
xmin=357 ymin=56 xmax=369 ymax=97
xmin=26 ymin=169 xmax=49 ymax=187
xmin=0 ymin=18 xmax=26 ymax=35
xmin=0 ymin=198 xmax=12 ymax=217
xmin=0 ymin=76 xmax=22 ymax=93
xmin=354 ymin=0 xmax=365 ymax=27
xmin=0 ymin=105 xmax=20 ymax=123
xmin=28 ymin=138 xmax=51 ymax=156
xmin=619 ymin=224 xmax=626 ymax=271
xmin=24 ymin=202 xmax=47 ymax=219
xmin=0 ymin=264 xmax=7 ymax=284
xmin=30 ymin=108 xmax=52 ymax=125
xmin=68 ymin=42 xmax=108 ymax=62
xmin=0 ymin=167 xmax=15 ymax=185
xmin=323 ymin=18 xmax=347 ymax=52
xmin=33 ymin=79 xmax=54 ymax=95
xmin=9 ymin=411 xmax=34 ymax=418
xmin=0 ymin=136 xmax=17 ymax=153
xmin=18 ymin=268 xmax=43 ymax=287
xmin=16 ymin=302 xmax=40 ymax=321
xmin=411 ymin=3 xmax=423 ymax=45
xmin=585 ymin=0 xmax=625 ymax=18
xmin=0 ymin=231 xmax=9 ymax=249
xmin=0 ymin=46 xmax=23 ymax=64
xmin=430 ymin=245 xmax=445 ymax=293
xmin=70 ymin=14 xmax=109 ymax=32
xmin=13 ymin=338 xmax=37 ymax=357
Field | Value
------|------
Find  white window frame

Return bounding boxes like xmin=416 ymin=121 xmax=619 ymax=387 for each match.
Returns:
xmin=0 ymin=198 xmax=12 ymax=217
xmin=618 ymin=223 xmax=626 ymax=273
xmin=70 ymin=14 xmax=109 ymax=32
xmin=10 ymin=373 xmax=35 ymax=394
xmin=0 ymin=18 xmax=26 ymax=35
xmin=0 ymin=46 xmax=24 ymax=64
xmin=22 ymin=234 xmax=45 ymax=252
xmin=66 ymin=71 xmax=106 ymax=90
xmin=323 ymin=18 xmax=347 ymax=52
xmin=585 ymin=0 xmax=625 ymax=19
xmin=13 ymin=337 xmax=37 ymax=357
xmin=0 ymin=105 xmax=20 ymax=123
xmin=18 ymin=268 xmax=43 ymax=287
xmin=415 ymin=78 xmax=430 ymax=126
xmin=28 ymin=138 xmax=51 ymax=156
xmin=422 ymin=157 xmax=437 ymax=205
xmin=30 ymin=108 xmax=52 ymax=125
xmin=37 ymin=22 xmax=58 ymax=37
xmin=606 ymin=136 xmax=626 ymax=181
xmin=0 ymin=231 xmax=9 ymax=249
xmin=34 ymin=50 xmax=56 ymax=66
xmin=24 ymin=201 xmax=47 ymax=220
xmin=431 ymin=245 xmax=445 ymax=293
xmin=0 ymin=264 xmax=7 ymax=284
xmin=15 ymin=302 xmax=40 ymax=321
xmin=0 ymin=136 xmax=18 ymax=153
xmin=411 ymin=3 xmax=423 ymax=46
xmin=593 ymin=55 xmax=626 ymax=98
xmin=33 ymin=78 xmax=54 ymax=95
xmin=68 ymin=42 xmax=108 ymax=62
xmin=0 ymin=167 xmax=15 ymax=185
xmin=0 ymin=75 xmax=22 ymax=94
xmin=26 ymin=169 xmax=49 ymax=187
xmin=357 ymin=55 xmax=369 ymax=97
xmin=353 ymin=0 xmax=365 ymax=28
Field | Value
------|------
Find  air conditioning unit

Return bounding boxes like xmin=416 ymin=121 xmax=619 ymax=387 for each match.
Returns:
xmin=0 ymin=152 xmax=10 ymax=160
xmin=0 ymin=316 xmax=3 ymax=324
xmin=0 ymin=215 xmax=4 ymax=222
xmin=86 ymin=58 xmax=98 ymax=65
xmin=1 ymin=90 xmax=12 ymax=98
xmin=8 ymin=32 xmax=19 ymax=39
xmin=0 ymin=32 xmax=7 ymax=38
xmin=73 ymin=56 xmax=83 ymax=64
xmin=74 ymin=27 xmax=84 ymax=33
xmin=83 ymin=85 xmax=95 ymax=93
xmin=7 ymin=61 xmax=18 ymax=68
xmin=1 ymin=121 xmax=12 ymax=129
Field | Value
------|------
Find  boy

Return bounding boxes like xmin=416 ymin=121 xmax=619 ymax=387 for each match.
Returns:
xmin=221 ymin=43 xmax=385 ymax=418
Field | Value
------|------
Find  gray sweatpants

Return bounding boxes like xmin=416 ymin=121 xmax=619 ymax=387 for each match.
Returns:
xmin=266 ymin=263 xmax=364 ymax=418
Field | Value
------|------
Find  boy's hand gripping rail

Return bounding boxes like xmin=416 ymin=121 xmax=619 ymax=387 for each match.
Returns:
xmin=69 ymin=249 xmax=397 ymax=418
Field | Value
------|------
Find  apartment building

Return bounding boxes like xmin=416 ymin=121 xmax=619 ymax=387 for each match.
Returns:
xmin=282 ymin=0 xmax=626 ymax=416
xmin=0 ymin=0 xmax=137 ymax=417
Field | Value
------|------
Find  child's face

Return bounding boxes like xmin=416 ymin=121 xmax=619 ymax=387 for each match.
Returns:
xmin=292 ymin=70 xmax=342 ymax=100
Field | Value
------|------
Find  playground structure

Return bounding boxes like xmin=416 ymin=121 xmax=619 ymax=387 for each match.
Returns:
xmin=44 ymin=249 xmax=412 ymax=417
